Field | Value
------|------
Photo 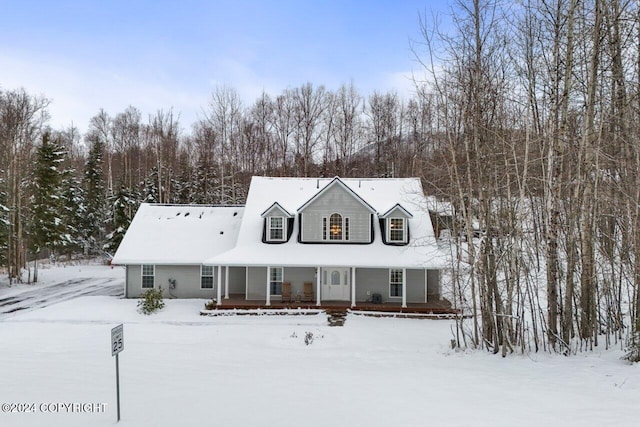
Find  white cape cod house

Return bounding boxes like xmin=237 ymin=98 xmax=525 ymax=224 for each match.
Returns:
xmin=112 ymin=176 xmax=449 ymax=309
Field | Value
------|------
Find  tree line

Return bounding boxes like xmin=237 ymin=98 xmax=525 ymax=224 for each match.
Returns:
xmin=0 ymin=81 xmax=434 ymax=281
xmin=415 ymin=0 xmax=640 ymax=360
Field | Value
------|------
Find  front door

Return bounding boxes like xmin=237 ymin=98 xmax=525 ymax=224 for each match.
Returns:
xmin=321 ymin=267 xmax=350 ymax=301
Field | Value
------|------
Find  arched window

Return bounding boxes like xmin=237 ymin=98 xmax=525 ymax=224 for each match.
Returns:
xmin=329 ymin=213 xmax=342 ymax=240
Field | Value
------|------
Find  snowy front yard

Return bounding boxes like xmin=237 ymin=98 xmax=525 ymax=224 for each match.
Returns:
xmin=0 ymin=270 xmax=638 ymax=426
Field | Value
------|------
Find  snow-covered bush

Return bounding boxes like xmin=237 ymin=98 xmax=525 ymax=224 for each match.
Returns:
xmin=137 ymin=287 xmax=165 ymax=315
xmin=204 ymin=299 xmax=216 ymax=310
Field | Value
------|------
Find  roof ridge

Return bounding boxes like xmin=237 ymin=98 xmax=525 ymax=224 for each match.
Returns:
xmin=252 ymin=176 xmax=420 ymax=181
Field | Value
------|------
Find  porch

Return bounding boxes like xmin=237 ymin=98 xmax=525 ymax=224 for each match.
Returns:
xmin=211 ymin=293 xmax=459 ymax=315
xmin=212 ymin=265 xmax=444 ymax=311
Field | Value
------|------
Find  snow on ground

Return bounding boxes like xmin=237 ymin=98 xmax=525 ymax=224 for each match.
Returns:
xmin=0 ymin=262 xmax=124 ymax=299
xmin=0 ymin=265 xmax=639 ymax=426
xmin=0 ymin=263 xmax=123 ymax=317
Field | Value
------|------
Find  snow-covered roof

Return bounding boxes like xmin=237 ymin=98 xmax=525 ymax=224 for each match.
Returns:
xmin=425 ymin=196 xmax=455 ymax=216
xmin=260 ymin=202 xmax=294 ymax=218
xmin=206 ymin=177 xmax=448 ymax=269
xmin=379 ymin=203 xmax=414 ymax=219
xmin=112 ymin=204 xmax=244 ymax=265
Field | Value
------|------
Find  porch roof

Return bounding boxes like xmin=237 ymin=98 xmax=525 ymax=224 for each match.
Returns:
xmin=205 ymin=240 xmax=448 ymax=268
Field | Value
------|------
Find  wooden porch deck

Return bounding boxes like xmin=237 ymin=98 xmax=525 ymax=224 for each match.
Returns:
xmin=212 ymin=294 xmax=460 ymax=315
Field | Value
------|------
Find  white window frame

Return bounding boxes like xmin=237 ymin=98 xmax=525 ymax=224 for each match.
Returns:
xmin=329 ymin=213 xmax=343 ymax=240
xmin=323 ymin=213 xmax=350 ymax=241
xmin=270 ymin=266 xmax=283 ymax=296
xmin=388 ymin=217 xmax=407 ymax=243
xmin=345 ymin=217 xmax=350 ymax=240
xmin=322 ymin=217 xmax=327 ymax=241
xmin=201 ymin=265 xmax=214 ymax=289
xmin=141 ymin=264 xmax=155 ymax=289
xmin=389 ymin=269 xmax=403 ymax=298
xmin=267 ymin=216 xmax=286 ymax=242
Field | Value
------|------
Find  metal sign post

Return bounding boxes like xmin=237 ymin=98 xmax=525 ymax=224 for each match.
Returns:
xmin=111 ymin=324 xmax=124 ymax=422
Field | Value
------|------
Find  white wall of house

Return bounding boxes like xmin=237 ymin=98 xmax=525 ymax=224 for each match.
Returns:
xmin=246 ymin=266 xmax=267 ymax=300
xmin=126 ymin=264 xmax=442 ymax=303
xmin=126 ymin=265 xmax=242 ymax=299
xmin=354 ymin=268 xmax=426 ymax=303
xmin=226 ymin=267 xmax=245 ymax=295
xmin=283 ymin=267 xmax=316 ymax=299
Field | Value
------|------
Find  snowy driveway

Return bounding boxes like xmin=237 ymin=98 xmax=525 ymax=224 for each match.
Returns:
xmin=0 ymin=275 xmax=123 ymax=318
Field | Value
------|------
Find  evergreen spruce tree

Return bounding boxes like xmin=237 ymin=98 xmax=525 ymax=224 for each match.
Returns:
xmin=83 ymin=136 xmax=106 ymax=254
xmin=104 ymin=185 xmax=139 ymax=254
xmin=172 ymin=153 xmax=194 ymax=204
xmin=169 ymin=176 xmax=185 ymax=204
xmin=60 ymin=169 xmax=86 ymax=256
xmin=193 ymin=157 xmax=220 ymax=204
xmin=141 ymin=166 xmax=161 ymax=203
xmin=30 ymin=133 xmax=66 ymax=281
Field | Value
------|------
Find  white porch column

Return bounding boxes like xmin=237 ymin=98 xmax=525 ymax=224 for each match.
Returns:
xmin=316 ymin=267 xmax=321 ymax=306
xmin=224 ymin=266 xmax=230 ymax=299
xmin=351 ymin=267 xmax=356 ymax=308
xmin=266 ymin=266 xmax=271 ymax=306
xmin=216 ymin=266 xmax=222 ymax=306
xmin=402 ymin=268 xmax=407 ymax=308
xmin=425 ymin=269 xmax=428 ymax=303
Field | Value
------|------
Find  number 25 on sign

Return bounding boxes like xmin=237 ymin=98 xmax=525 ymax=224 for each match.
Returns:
xmin=111 ymin=324 xmax=123 ymax=356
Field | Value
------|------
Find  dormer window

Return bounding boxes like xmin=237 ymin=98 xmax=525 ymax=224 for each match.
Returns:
xmin=388 ymin=218 xmax=406 ymax=242
xmin=268 ymin=217 xmax=285 ymax=241
xmin=380 ymin=204 xmax=412 ymax=246
xmin=323 ymin=213 xmax=350 ymax=241
xmin=261 ymin=202 xmax=293 ymax=244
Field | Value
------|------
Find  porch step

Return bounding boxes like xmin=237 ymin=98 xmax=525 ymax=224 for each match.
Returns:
xmin=326 ymin=309 xmax=347 ymax=326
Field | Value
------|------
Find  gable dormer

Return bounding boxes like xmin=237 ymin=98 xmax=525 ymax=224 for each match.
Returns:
xmin=261 ymin=202 xmax=294 ymax=244
xmin=297 ymin=177 xmax=376 ymax=244
xmin=379 ymin=204 xmax=413 ymax=246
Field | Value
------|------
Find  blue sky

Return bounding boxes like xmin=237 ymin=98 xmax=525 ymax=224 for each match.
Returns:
xmin=0 ymin=0 xmax=449 ymax=132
